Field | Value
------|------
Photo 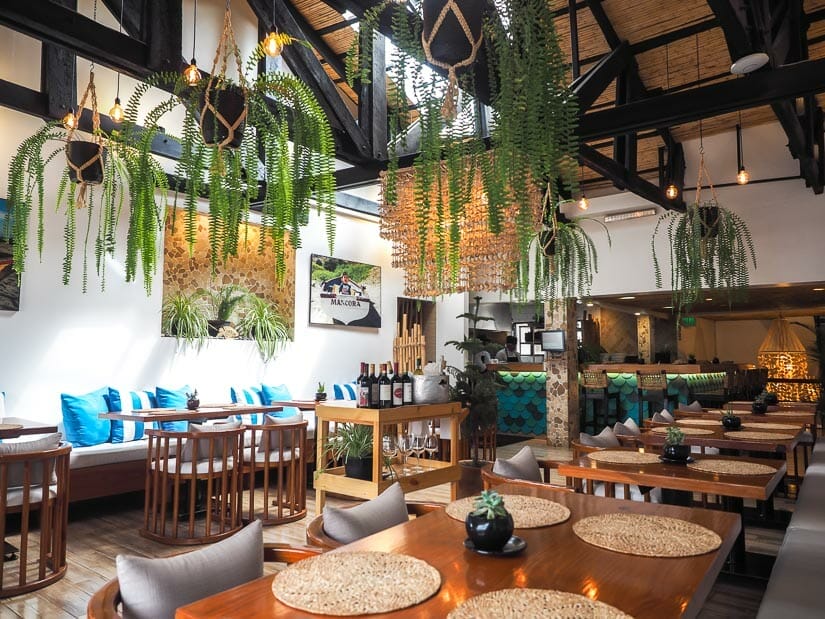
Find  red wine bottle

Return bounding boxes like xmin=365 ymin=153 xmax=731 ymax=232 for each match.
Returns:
xmin=369 ymin=363 xmax=380 ymax=408
xmin=402 ymin=366 xmax=414 ymax=405
xmin=391 ymin=361 xmax=404 ymax=407
xmin=378 ymin=363 xmax=392 ymax=408
xmin=357 ymin=362 xmax=369 ymax=408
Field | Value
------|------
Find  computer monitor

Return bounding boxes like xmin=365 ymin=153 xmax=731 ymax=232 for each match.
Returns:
xmin=540 ymin=329 xmax=566 ymax=352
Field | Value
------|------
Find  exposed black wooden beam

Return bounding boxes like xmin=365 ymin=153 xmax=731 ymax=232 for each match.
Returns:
xmin=358 ymin=29 xmax=387 ymax=160
xmin=145 ymin=0 xmax=182 ymax=73
xmin=316 ymin=18 xmax=358 ymax=36
xmin=569 ymin=0 xmax=581 ymax=79
xmin=0 ymin=0 xmax=149 ymax=78
xmin=248 ymin=0 xmax=371 ymax=160
xmin=570 ymin=41 xmax=631 ymax=111
xmin=580 ymin=144 xmax=685 ymax=211
xmin=705 ymin=0 xmax=754 ymax=61
xmin=0 ymin=79 xmax=48 ymax=118
xmin=336 ymin=191 xmax=379 ymax=215
xmin=99 ymin=0 xmax=142 ymax=40
xmin=578 ymin=58 xmax=825 ymax=140
xmin=41 ymin=0 xmax=77 ymax=121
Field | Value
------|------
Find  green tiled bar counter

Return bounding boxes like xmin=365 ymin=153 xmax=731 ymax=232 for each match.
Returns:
xmin=492 ymin=363 xmax=547 ymax=436
xmin=582 ymin=364 xmax=727 ymax=426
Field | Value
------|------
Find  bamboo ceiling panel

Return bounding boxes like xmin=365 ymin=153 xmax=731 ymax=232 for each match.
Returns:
xmin=602 ymin=0 xmax=713 ymax=44
xmin=553 ymin=8 xmax=611 ymax=64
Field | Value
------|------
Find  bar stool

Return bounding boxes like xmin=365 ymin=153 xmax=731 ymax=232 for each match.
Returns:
xmin=242 ymin=417 xmax=307 ymax=525
xmin=636 ymin=370 xmax=678 ymax=422
xmin=0 ymin=438 xmax=70 ymax=597
xmin=142 ymin=425 xmax=244 ymax=545
xmin=580 ymin=370 xmax=620 ymax=433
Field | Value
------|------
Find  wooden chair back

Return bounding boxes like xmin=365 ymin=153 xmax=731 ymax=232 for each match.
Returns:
xmin=0 ymin=442 xmax=71 ymax=598
xmin=305 ymin=502 xmax=442 ymax=551
xmin=142 ymin=427 xmax=244 ymax=545
xmin=582 ymin=370 xmax=609 ymax=389
xmin=569 ymin=440 xmax=650 ymax=502
xmin=86 ymin=543 xmax=322 ymax=618
xmin=480 ymin=467 xmax=573 ymax=493
xmin=637 ymin=370 xmax=667 ymax=391
xmin=242 ymin=420 xmax=308 ymax=525
xmin=460 ymin=426 xmax=496 ymax=462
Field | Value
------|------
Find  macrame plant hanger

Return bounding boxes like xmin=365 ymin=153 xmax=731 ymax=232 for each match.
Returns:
xmin=65 ymin=68 xmax=103 ymax=209
xmin=421 ymin=0 xmax=483 ymax=120
xmin=200 ymin=0 xmax=249 ymax=150
xmin=692 ymin=33 xmax=719 ymax=240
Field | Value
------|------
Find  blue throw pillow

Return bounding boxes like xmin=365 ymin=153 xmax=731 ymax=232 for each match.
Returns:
xmin=155 ymin=386 xmax=191 ymax=432
xmin=230 ymin=386 xmax=264 ymax=425
xmin=333 ymin=383 xmax=357 ymax=400
xmin=260 ymin=384 xmax=299 ymax=417
xmin=61 ymin=387 xmax=111 ymax=446
xmin=108 ymin=387 xmax=155 ymax=442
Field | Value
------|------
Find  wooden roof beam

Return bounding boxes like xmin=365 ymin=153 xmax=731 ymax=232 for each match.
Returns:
xmin=571 ymin=41 xmax=631 ymax=111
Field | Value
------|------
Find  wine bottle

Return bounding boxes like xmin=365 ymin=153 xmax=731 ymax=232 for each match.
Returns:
xmin=358 ymin=362 xmax=370 ymax=408
xmin=378 ymin=363 xmax=392 ymax=408
xmin=402 ymin=365 xmax=414 ymax=405
xmin=369 ymin=363 xmax=380 ymax=408
xmin=414 ymin=358 xmax=424 ymax=375
xmin=387 ymin=361 xmax=395 ymax=380
xmin=391 ymin=361 xmax=404 ymax=407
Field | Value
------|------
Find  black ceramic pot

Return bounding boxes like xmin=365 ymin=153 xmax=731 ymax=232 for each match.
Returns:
xmin=752 ymin=400 xmax=768 ymax=415
xmin=663 ymin=444 xmax=691 ymax=461
xmin=763 ymin=392 xmax=779 ymax=405
xmin=699 ymin=205 xmax=719 ymax=238
xmin=207 ymin=320 xmax=230 ymax=337
xmin=421 ymin=0 xmax=484 ymax=70
xmin=315 ymin=392 xmax=327 ymax=401
xmin=186 ymin=398 xmax=200 ymax=410
xmin=66 ymin=141 xmax=106 ymax=185
xmin=722 ymin=415 xmax=742 ymax=430
xmin=200 ymin=85 xmax=247 ymax=148
xmin=344 ymin=456 xmax=373 ymax=481
xmin=539 ymin=229 xmax=556 ymax=257
xmin=465 ymin=512 xmax=514 ymax=552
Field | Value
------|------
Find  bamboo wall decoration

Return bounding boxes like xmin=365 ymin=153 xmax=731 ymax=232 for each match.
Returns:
xmin=393 ymin=313 xmax=427 ymax=373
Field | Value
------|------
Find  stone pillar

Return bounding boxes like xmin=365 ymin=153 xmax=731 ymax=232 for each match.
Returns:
xmin=637 ymin=315 xmax=653 ymax=363
xmin=545 ymin=299 xmax=579 ymax=447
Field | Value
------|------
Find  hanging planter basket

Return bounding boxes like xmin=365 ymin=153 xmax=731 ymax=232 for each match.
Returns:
xmin=421 ymin=0 xmax=484 ymax=118
xmin=200 ymin=84 xmax=247 ymax=149
xmin=697 ymin=202 xmax=719 ymax=239
xmin=539 ymin=228 xmax=556 ymax=257
xmin=66 ymin=140 xmax=106 ymax=185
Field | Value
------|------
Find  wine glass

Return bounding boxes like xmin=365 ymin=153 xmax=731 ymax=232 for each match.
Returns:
xmin=397 ymin=434 xmax=414 ymax=476
xmin=424 ymin=433 xmax=439 ymax=460
xmin=410 ymin=433 xmax=426 ymax=472
xmin=382 ymin=434 xmax=397 ymax=479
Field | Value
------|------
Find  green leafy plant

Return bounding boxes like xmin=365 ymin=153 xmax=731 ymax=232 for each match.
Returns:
xmin=722 ymin=405 xmax=736 ymax=418
xmin=445 ymin=295 xmax=505 ymax=466
xmin=316 ymin=382 xmax=326 ymax=394
xmin=652 ymin=199 xmax=756 ymax=320
xmin=235 ymin=294 xmax=289 ymax=362
xmin=665 ymin=426 xmax=685 ymax=446
xmin=161 ymin=292 xmax=209 ymax=349
xmin=470 ymin=490 xmax=508 ymax=520
xmin=201 ymin=284 xmax=249 ymax=323
xmin=324 ymin=423 xmax=373 ymax=462
xmin=186 ymin=389 xmax=198 ymax=400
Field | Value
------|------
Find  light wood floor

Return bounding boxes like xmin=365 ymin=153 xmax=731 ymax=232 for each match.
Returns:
xmin=0 ymin=439 xmax=785 ymax=618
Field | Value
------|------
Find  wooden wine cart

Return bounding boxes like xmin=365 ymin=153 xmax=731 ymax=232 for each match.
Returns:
xmin=314 ymin=402 xmax=466 ymax=512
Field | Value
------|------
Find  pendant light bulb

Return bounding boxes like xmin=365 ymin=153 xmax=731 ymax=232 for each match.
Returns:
xmin=62 ymin=108 xmax=77 ymax=130
xmin=577 ymin=194 xmax=589 ymax=211
xmin=665 ymin=183 xmax=679 ymax=200
xmin=737 ymin=167 xmax=750 ymax=185
xmin=109 ymin=97 xmax=124 ymax=123
xmin=183 ymin=59 xmax=201 ymax=86
xmin=263 ymin=31 xmax=283 ymax=57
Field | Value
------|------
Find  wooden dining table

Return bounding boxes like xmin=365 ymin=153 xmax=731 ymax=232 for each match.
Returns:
xmin=175 ymin=483 xmax=740 ymax=619
xmin=636 ymin=424 xmax=805 ymax=455
xmin=98 ymin=403 xmax=285 ymax=423
xmin=558 ymin=452 xmax=785 ymax=575
xmin=0 ymin=416 xmax=59 ymax=439
xmin=676 ymin=406 xmax=817 ymax=440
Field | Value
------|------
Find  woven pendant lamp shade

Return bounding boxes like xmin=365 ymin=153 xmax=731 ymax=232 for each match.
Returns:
xmin=757 ymin=318 xmax=818 ymax=402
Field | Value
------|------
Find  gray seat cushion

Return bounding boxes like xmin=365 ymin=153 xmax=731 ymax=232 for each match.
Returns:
xmin=579 ymin=426 xmax=620 ymax=448
xmin=69 ymin=439 xmax=150 ymax=469
xmin=0 ymin=433 xmax=62 ymax=487
xmin=322 ymin=482 xmax=409 ymax=545
xmin=180 ymin=421 xmax=241 ymax=462
xmin=258 ymin=414 xmax=304 ymax=453
xmin=757 ymin=528 xmax=825 ymax=618
xmin=117 ymin=520 xmax=263 ymax=619
xmin=613 ymin=418 xmax=641 ymax=436
xmin=652 ymin=410 xmax=675 ymax=423
xmin=492 ymin=445 xmax=542 ymax=482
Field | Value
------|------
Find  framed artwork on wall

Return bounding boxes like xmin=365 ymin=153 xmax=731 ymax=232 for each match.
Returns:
xmin=310 ymin=254 xmax=381 ymax=328
xmin=0 ymin=198 xmax=21 ymax=312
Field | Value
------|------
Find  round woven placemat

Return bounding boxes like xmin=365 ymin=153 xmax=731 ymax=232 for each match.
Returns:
xmin=724 ymin=431 xmax=795 ymax=441
xmin=272 ymin=551 xmax=440 ymax=616
xmin=677 ymin=419 xmax=718 ymax=426
xmin=586 ymin=450 xmax=661 ymax=465
xmin=447 ymin=588 xmax=632 ymax=619
xmin=446 ymin=494 xmax=570 ymax=528
xmin=687 ymin=459 xmax=777 ymax=476
xmin=572 ymin=513 xmax=722 ymax=558
xmin=651 ymin=426 xmax=715 ymax=436
xmin=0 ymin=423 xmax=23 ymax=431
xmin=742 ymin=422 xmax=799 ymax=431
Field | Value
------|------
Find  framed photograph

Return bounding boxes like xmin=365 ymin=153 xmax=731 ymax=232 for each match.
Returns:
xmin=309 ymin=254 xmax=381 ymax=328
xmin=0 ymin=198 xmax=21 ymax=312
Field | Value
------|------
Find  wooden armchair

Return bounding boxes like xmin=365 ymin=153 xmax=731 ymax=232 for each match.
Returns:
xmin=481 ymin=466 xmax=573 ymax=493
xmin=569 ymin=439 xmax=657 ymax=502
xmin=86 ymin=543 xmax=321 ymax=619
xmin=305 ymin=502 xmax=442 ymax=551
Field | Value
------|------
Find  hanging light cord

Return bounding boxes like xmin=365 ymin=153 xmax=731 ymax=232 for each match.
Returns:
xmin=116 ymin=0 xmax=124 ymax=99
xmin=193 ymin=0 xmax=198 ymax=60
xmin=737 ymin=109 xmax=745 ymax=168
xmin=695 ymin=33 xmax=703 ymax=155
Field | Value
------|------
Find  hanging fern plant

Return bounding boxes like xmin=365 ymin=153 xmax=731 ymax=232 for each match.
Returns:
xmin=652 ymin=152 xmax=757 ymax=318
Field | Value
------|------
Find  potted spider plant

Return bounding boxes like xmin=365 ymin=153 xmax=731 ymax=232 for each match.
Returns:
xmin=201 ymin=284 xmax=248 ymax=337
xmin=465 ymin=490 xmax=514 ymax=552
xmin=324 ymin=423 xmax=374 ymax=481
xmin=161 ymin=291 xmax=209 ymax=350
xmin=236 ymin=294 xmax=289 ymax=363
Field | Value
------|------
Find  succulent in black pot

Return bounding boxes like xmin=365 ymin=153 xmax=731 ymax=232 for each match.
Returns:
xmin=752 ymin=399 xmax=768 ymax=415
xmin=186 ymin=389 xmax=200 ymax=410
xmin=761 ymin=390 xmax=779 ymax=406
xmin=663 ymin=426 xmax=691 ymax=461
xmin=315 ymin=382 xmax=327 ymax=401
xmin=721 ymin=407 xmax=741 ymax=430
xmin=465 ymin=490 xmax=514 ymax=552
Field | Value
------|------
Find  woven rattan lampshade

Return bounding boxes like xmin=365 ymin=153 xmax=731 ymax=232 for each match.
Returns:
xmin=757 ymin=318 xmax=817 ymax=401
xmin=380 ymin=165 xmax=540 ymax=297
